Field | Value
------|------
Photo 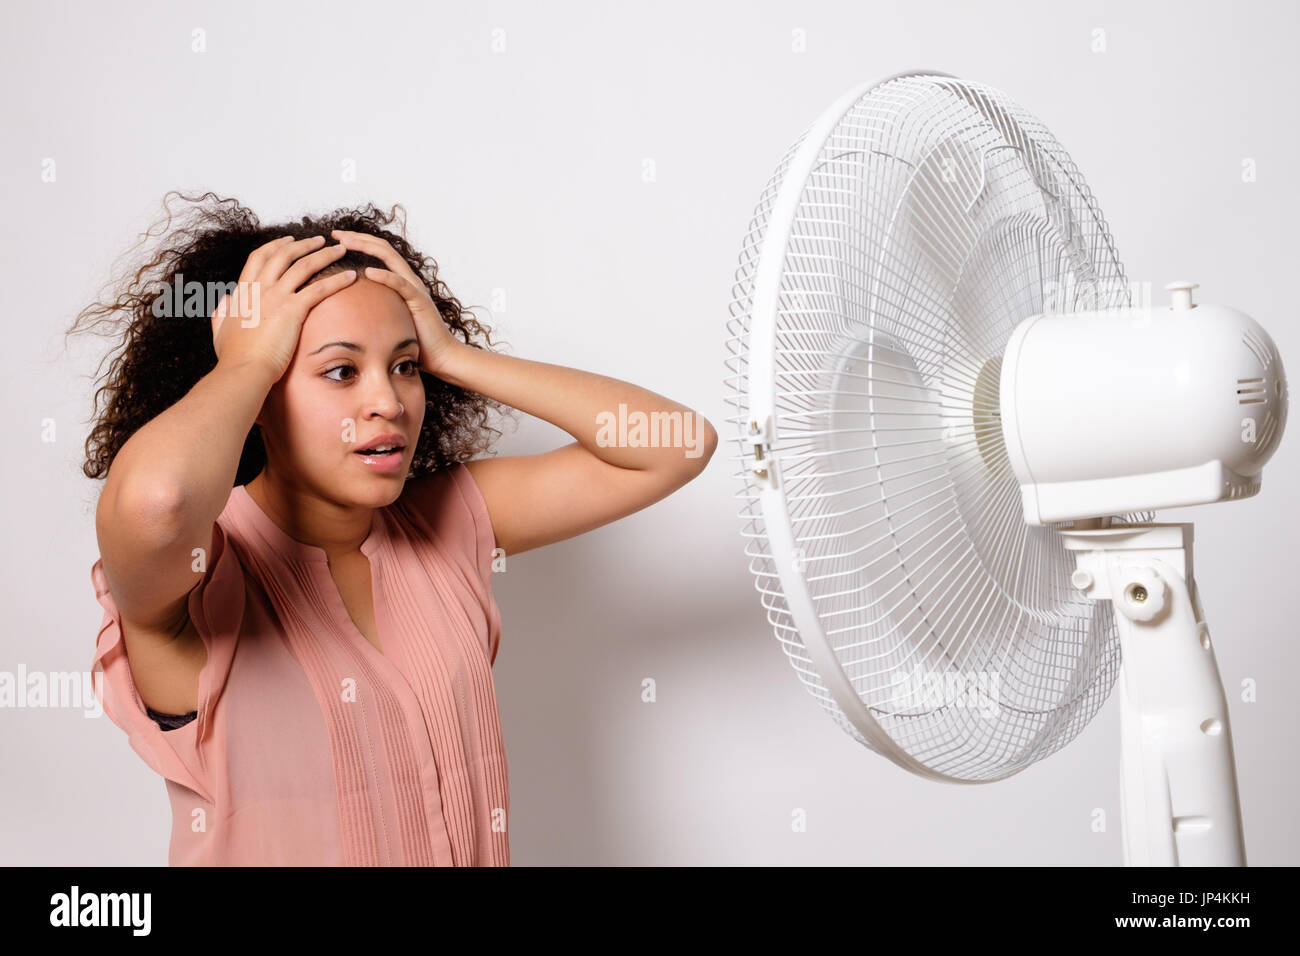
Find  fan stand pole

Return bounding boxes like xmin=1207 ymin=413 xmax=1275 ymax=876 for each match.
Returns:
xmin=1060 ymin=522 xmax=1247 ymax=867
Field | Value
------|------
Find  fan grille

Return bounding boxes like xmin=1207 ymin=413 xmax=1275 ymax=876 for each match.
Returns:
xmin=725 ymin=74 xmax=1153 ymax=782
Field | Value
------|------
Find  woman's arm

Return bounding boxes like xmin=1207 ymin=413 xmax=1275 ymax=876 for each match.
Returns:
xmin=97 ymin=356 xmax=279 ymax=633
xmin=439 ymin=343 xmax=718 ymax=556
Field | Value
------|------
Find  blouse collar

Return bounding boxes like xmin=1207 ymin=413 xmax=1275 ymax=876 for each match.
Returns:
xmin=231 ymin=484 xmax=384 ymax=564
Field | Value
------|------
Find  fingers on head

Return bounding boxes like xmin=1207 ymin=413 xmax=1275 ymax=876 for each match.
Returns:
xmin=302 ymin=269 xmax=358 ymax=305
xmin=241 ymin=235 xmax=296 ymax=284
xmin=283 ymin=242 xmax=348 ymax=288
xmin=262 ymin=236 xmax=327 ymax=281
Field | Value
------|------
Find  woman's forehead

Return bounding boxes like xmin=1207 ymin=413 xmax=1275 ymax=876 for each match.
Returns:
xmin=301 ymin=277 xmax=416 ymax=347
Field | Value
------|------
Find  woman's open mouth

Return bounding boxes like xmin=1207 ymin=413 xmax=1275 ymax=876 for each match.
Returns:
xmin=354 ymin=435 xmax=407 ymax=473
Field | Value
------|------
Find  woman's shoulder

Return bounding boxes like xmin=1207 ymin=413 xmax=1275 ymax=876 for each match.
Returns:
xmin=391 ymin=463 xmax=497 ymax=583
xmin=393 ymin=463 xmax=482 ymax=535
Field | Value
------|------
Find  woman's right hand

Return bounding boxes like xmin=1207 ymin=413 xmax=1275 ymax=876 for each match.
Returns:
xmin=210 ymin=235 xmax=357 ymax=380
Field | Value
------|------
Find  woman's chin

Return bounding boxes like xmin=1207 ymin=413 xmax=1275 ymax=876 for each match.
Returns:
xmin=346 ymin=469 xmax=409 ymax=505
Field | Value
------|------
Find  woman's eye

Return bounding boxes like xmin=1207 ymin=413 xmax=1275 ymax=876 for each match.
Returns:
xmin=324 ymin=361 xmax=418 ymax=383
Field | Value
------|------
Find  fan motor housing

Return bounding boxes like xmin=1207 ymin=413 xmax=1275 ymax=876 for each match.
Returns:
xmin=999 ymin=295 xmax=1288 ymax=524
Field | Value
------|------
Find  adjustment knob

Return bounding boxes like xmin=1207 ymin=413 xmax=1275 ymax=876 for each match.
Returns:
xmin=1116 ymin=566 xmax=1168 ymax=623
xmin=1165 ymin=280 xmax=1199 ymax=311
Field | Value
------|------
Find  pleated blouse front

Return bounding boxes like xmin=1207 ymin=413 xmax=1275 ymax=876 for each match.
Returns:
xmin=89 ymin=464 xmax=509 ymax=866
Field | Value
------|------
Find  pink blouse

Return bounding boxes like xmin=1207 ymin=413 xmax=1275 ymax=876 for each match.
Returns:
xmin=89 ymin=464 xmax=509 ymax=866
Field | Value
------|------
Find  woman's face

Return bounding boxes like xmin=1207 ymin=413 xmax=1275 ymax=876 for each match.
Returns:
xmin=255 ymin=275 xmax=426 ymax=507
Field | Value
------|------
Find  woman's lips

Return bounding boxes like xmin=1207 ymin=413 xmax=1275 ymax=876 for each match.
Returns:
xmin=355 ymin=432 xmax=406 ymax=454
xmin=354 ymin=446 xmax=406 ymax=473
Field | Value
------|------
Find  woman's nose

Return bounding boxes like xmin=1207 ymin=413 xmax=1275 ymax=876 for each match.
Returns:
xmin=365 ymin=384 xmax=405 ymax=419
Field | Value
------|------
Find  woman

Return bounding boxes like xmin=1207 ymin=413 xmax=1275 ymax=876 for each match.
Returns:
xmin=73 ymin=192 xmax=717 ymax=865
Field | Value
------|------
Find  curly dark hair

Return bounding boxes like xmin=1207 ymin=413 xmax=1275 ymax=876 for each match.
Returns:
xmin=67 ymin=191 xmax=510 ymax=488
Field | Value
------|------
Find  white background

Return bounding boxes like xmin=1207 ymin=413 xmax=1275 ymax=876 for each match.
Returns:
xmin=1 ymin=0 xmax=1296 ymax=865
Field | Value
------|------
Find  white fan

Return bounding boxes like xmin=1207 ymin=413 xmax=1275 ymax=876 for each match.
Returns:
xmin=724 ymin=71 xmax=1287 ymax=866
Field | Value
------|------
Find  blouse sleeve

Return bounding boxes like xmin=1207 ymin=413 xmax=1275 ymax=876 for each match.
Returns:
xmin=89 ymin=519 xmax=244 ymax=805
xmin=396 ymin=463 xmax=503 ymax=664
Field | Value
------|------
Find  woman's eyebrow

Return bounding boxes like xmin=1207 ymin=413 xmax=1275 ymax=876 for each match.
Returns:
xmin=309 ymin=338 xmax=419 ymax=356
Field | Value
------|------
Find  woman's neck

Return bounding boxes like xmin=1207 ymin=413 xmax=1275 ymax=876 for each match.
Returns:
xmin=243 ymin=472 xmax=373 ymax=558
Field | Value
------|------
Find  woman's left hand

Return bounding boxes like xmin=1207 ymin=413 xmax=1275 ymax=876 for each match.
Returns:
xmin=329 ymin=229 xmax=463 ymax=376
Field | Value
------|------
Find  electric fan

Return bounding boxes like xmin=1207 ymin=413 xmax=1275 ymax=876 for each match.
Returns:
xmin=724 ymin=71 xmax=1287 ymax=866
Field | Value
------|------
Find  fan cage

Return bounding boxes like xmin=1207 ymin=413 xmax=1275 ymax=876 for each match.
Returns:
xmin=724 ymin=73 xmax=1153 ymax=782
